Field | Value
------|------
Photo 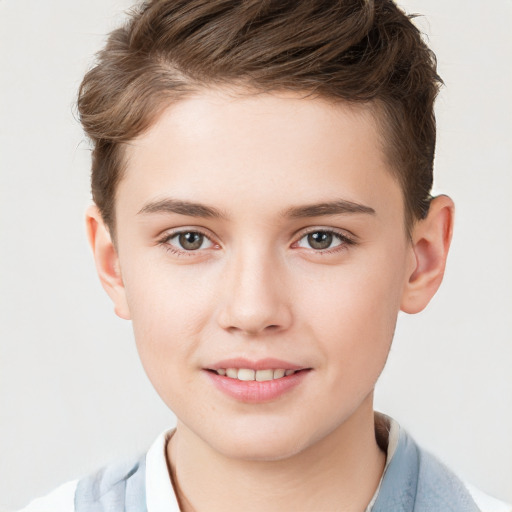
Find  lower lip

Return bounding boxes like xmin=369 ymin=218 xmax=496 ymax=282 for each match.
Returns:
xmin=205 ymin=370 xmax=310 ymax=403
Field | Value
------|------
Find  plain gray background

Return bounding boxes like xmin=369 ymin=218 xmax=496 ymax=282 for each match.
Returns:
xmin=1 ymin=1 xmax=511 ymax=509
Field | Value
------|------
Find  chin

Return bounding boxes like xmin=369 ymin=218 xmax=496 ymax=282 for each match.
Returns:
xmin=217 ymin=439 xmax=305 ymax=462
xmin=203 ymin=421 xmax=315 ymax=462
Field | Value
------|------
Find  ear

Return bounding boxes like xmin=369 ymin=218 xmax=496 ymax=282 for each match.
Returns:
xmin=401 ymin=195 xmax=455 ymax=314
xmin=85 ymin=205 xmax=131 ymax=320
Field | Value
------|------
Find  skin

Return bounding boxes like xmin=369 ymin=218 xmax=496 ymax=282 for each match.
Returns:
xmin=87 ymin=89 xmax=454 ymax=511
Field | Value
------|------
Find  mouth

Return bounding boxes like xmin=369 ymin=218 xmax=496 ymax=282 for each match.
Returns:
xmin=204 ymin=359 xmax=312 ymax=403
xmin=208 ymin=368 xmax=300 ymax=381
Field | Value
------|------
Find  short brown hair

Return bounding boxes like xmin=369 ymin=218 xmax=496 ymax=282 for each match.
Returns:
xmin=78 ymin=0 xmax=442 ymax=236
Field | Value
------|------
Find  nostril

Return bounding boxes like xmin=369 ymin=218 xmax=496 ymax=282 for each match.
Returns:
xmin=217 ymin=295 xmax=293 ymax=335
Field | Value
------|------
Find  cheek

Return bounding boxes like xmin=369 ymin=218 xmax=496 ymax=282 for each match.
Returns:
xmin=297 ymin=248 xmax=407 ymax=375
xmin=120 ymin=258 xmax=217 ymax=388
xmin=124 ymin=255 xmax=214 ymax=329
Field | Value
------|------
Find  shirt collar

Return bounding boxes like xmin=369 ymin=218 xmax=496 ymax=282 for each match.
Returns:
xmin=145 ymin=429 xmax=180 ymax=512
xmin=365 ymin=413 xmax=400 ymax=511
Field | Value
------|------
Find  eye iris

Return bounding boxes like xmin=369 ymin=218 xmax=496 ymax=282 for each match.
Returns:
xmin=308 ymin=231 xmax=333 ymax=250
xmin=179 ymin=232 xmax=203 ymax=250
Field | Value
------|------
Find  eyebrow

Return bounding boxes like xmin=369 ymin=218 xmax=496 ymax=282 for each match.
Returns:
xmin=137 ymin=197 xmax=375 ymax=220
xmin=283 ymin=199 xmax=376 ymax=218
xmin=137 ymin=198 xmax=226 ymax=218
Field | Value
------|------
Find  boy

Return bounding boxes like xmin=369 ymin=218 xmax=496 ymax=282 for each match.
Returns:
xmin=19 ymin=0 xmax=511 ymax=511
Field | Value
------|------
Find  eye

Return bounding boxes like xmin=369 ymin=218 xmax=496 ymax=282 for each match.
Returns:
xmin=295 ymin=230 xmax=351 ymax=251
xmin=166 ymin=231 xmax=214 ymax=251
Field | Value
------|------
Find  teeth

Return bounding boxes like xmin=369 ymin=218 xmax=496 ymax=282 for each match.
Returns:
xmin=215 ymin=368 xmax=296 ymax=381
xmin=255 ymin=369 xmax=274 ymax=381
xmin=226 ymin=368 xmax=238 ymax=378
xmin=238 ymin=369 xmax=255 ymax=381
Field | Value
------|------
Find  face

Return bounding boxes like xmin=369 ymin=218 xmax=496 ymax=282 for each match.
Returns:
xmin=112 ymin=90 xmax=416 ymax=461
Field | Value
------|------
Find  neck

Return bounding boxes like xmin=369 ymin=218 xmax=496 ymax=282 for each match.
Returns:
xmin=167 ymin=396 xmax=385 ymax=512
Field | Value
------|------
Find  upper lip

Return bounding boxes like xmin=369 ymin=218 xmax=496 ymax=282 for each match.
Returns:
xmin=206 ymin=357 xmax=306 ymax=371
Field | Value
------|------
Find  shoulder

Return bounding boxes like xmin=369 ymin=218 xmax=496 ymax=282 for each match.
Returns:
xmin=465 ymin=482 xmax=512 ymax=512
xmin=16 ymin=454 xmax=146 ymax=512
xmin=17 ymin=479 xmax=78 ymax=512
xmin=415 ymin=440 xmax=511 ymax=512
xmin=16 ymin=430 xmax=174 ymax=512
xmin=377 ymin=420 xmax=511 ymax=512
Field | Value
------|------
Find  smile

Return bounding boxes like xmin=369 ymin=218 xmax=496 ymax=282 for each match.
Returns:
xmin=205 ymin=359 xmax=311 ymax=403
xmin=214 ymin=368 xmax=297 ymax=381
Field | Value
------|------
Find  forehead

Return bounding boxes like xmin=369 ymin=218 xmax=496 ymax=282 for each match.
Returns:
xmin=118 ymin=90 xmax=403 ymax=225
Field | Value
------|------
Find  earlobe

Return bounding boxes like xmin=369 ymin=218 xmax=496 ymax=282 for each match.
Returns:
xmin=400 ymin=195 xmax=455 ymax=314
xmin=85 ymin=205 xmax=131 ymax=320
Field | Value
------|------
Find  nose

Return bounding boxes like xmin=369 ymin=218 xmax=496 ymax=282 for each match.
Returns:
xmin=217 ymin=247 xmax=293 ymax=336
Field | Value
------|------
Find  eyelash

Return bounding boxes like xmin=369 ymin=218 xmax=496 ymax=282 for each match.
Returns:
xmin=292 ymin=227 xmax=357 ymax=257
xmin=157 ymin=229 xmax=217 ymax=258
xmin=292 ymin=228 xmax=356 ymax=255
xmin=157 ymin=228 xmax=356 ymax=257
